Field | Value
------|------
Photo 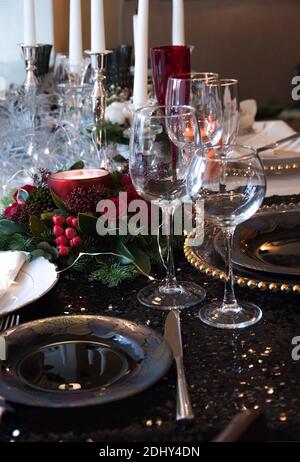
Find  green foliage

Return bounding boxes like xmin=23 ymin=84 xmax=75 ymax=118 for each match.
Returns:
xmin=30 ymin=216 xmax=49 ymax=237
xmin=0 ymin=219 xmax=26 ymax=235
xmin=71 ymin=254 xmax=95 ymax=274
xmin=0 ymin=233 xmax=34 ymax=252
xmin=103 ymin=123 xmax=130 ymax=145
xmin=116 ymin=238 xmax=151 ymax=275
xmin=31 ymin=242 xmax=58 ymax=261
xmin=78 ymin=214 xmax=99 ymax=237
xmin=89 ymin=263 xmax=137 ymax=288
xmin=70 ymin=161 xmax=85 ymax=170
xmin=50 ymin=189 xmax=67 ymax=211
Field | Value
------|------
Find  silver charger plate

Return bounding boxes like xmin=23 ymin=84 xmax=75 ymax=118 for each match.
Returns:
xmin=184 ymin=203 xmax=300 ymax=294
xmin=0 ymin=315 xmax=172 ymax=408
xmin=214 ymin=206 xmax=300 ymax=276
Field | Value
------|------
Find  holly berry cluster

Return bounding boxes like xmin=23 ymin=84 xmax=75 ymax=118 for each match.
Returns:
xmin=52 ymin=215 xmax=82 ymax=257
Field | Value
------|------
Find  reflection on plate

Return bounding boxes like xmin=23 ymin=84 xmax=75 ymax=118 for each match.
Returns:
xmin=0 ymin=257 xmax=58 ymax=316
xmin=214 ymin=208 xmax=300 ymax=276
xmin=0 ymin=315 xmax=172 ymax=408
xmin=184 ymin=203 xmax=300 ymax=294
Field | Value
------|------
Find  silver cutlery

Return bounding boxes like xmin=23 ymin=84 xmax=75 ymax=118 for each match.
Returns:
xmin=164 ymin=310 xmax=194 ymax=421
xmin=257 ymin=132 xmax=300 ymax=153
xmin=0 ymin=314 xmax=19 ymax=422
xmin=0 ymin=314 xmax=20 ymax=333
xmin=0 ymin=314 xmax=20 ymax=361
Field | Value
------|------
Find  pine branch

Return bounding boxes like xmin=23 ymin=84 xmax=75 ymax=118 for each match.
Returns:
xmin=89 ymin=263 xmax=137 ymax=287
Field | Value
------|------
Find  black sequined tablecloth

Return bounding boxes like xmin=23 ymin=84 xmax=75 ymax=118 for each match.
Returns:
xmin=1 ymin=195 xmax=300 ymax=442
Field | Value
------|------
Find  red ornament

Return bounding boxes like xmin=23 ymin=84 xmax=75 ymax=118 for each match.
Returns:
xmin=55 ymin=236 xmax=69 ymax=247
xmin=65 ymin=227 xmax=77 ymax=240
xmin=53 ymin=225 xmax=65 ymax=237
xmin=66 ymin=216 xmax=76 ymax=226
xmin=52 ymin=215 xmax=66 ymax=226
xmin=71 ymin=217 xmax=79 ymax=228
xmin=58 ymin=246 xmax=71 ymax=257
xmin=70 ymin=236 xmax=82 ymax=248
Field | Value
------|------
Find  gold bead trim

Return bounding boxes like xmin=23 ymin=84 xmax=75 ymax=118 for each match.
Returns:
xmin=184 ymin=200 xmax=300 ymax=295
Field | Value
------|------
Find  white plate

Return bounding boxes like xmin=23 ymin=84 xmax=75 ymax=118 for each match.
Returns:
xmin=238 ymin=120 xmax=300 ymax=170
xmin=0 ymin=257 xmax=58 ymax=316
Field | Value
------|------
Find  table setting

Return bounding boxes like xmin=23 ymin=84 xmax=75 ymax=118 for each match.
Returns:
xmin=0 ymin=0 xmax=300 ymax=444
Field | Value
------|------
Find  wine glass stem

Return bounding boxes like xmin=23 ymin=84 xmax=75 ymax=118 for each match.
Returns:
xmin=162 ymin=207 xmax=178 ymax=290
xmin=222 ymin=227 xmax=239 ymax=312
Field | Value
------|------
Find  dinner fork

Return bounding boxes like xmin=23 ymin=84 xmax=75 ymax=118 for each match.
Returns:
xmin=0 ymin=314 xmax=20 ymax=361
xmin=0 ymin=314 xmax=20 ymax=333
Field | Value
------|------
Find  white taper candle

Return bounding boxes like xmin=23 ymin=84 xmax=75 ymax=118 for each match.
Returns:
xmin=133 ymin=0 xmax=149 ymax=108
xmin=23 ymin=0 xmax=37 ymax=46
xmin=133 ymin=14 xmax=138 ymax=53
xmin=69 ymin=0 xmax=83 ymax=70
xmin=91 ymin=0 xmax=106 ymax=54
xmin=172 ymin=0 xmax=185 ymax=46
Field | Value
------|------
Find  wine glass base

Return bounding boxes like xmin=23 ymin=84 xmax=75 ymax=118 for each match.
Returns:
xmin=199 ymin=301 xmax=262 ymax=329
xmin=138 ymin=281 xmax=206 ymax=311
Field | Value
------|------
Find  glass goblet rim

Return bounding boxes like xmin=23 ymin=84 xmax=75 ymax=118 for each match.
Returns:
xmin=168 ymin=72 xmax=219 ymax=83
xmin=207 ymin=78 xmax=239 ymax=87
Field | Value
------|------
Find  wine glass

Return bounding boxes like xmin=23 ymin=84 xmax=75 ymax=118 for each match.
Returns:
xmin=215 ymin=79 xmax=240 ymax=145
xmin=166 ymin=72 xmax=223 ymax=146
xmin=130 ymin=105 xmax=206 ymax=310
xmin=188 ymin=144 xmax=266 ymax=328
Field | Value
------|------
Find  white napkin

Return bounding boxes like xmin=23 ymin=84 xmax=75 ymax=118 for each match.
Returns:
xmin=239 ymin=99 xmax=257 ymax=134
xmin=0 ymin=251 xmax=28 ymax=300
xmin=238 ymin=120 xmax=299 ymax=158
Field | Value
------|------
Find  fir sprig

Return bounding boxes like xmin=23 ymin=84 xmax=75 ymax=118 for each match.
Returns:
xmin=89 ymin=263 xmax=137 ymax=287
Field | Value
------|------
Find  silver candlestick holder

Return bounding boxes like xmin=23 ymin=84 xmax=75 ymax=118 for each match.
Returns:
xmin=87 ymin=50 xmax=112 ymax=127
xmin=21 ymin=45 xmax=39 ymax=93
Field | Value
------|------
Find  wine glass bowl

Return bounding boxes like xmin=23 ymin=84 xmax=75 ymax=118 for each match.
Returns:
xmin=166 ymin=72 xmax=223 ymax=146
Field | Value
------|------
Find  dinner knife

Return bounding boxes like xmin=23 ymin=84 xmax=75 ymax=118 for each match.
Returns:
xmin=164 ymin=310 xmax=195 ymax=421
xmin=257 ymin=132 xmax=300 ymax=153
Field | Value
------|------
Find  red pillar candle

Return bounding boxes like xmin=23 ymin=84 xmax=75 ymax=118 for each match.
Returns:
xmin=48 ymin=169 xmax=111 ymax=201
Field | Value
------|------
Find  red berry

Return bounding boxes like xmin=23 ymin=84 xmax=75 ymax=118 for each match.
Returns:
xmin=56 ymin=236 xmax=69 ymax=247
xmin=52 ymin=215 xmax=66 ymax=226
xmin=53 ymin=225 xmax=64 ymax=237
xmin=71 ymin=218 xmax=79 ymax=228
xmin=70 ymin=236 xmax=82 ymax=248
xmin=66 ymin=216 xmax=76 ymax=226
xmin=65 ymin=227 xmax=77 ymax=240
xmin=58 ymin=246 xmax=71 ymax=257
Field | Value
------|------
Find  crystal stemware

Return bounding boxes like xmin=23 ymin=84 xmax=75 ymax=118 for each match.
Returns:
xmin=130 ymin=105 xmax=206 ymax=310
xmin=188 ymin=144 xmax=266 ymax=328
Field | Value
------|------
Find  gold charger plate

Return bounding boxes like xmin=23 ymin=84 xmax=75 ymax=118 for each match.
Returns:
xmin=184 ymin=202 xmax=300 ymax=294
